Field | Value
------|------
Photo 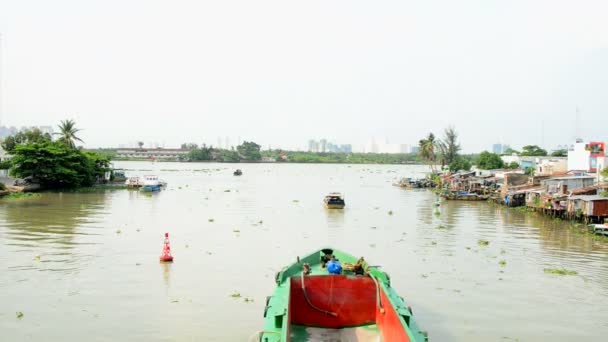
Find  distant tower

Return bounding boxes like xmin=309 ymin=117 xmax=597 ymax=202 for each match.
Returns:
xmin=575 ymin=105 xmax=581 ymax=141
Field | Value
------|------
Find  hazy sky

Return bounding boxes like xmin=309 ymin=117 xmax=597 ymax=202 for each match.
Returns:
xmin=0 ymin=0 xmax=607 ymax=152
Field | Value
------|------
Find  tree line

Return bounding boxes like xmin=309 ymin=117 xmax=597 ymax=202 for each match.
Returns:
xmin=416 ymin=127 xmax=563 ymax=172
xmin=1 ymin=120 xmax=111 ymax=188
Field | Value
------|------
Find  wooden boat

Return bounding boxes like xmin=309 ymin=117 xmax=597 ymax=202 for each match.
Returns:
xmin=258 ymin=248 xmax=428 ymax=342
xmin=125 ymin=176 xmax=143 ymax=188
xmin=590 ymin=224 xmax=608 ymax=236
xmin=440 ymin=191 xmax=488 ymax=201
xmin=234 ymin=169 xmax=243 ymax=176
xmin=324 ymin=192 xmax=345 ymax=209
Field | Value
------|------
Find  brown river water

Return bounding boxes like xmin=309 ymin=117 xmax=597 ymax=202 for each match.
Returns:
xmin=1 ymin=162 xmax=608 ymax=341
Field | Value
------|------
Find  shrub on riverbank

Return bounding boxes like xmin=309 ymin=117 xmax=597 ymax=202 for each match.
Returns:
xmin=9 ymin=141 xmax=110 ymax=188
xmin=1 ymin=193 xmax=42 ymax=200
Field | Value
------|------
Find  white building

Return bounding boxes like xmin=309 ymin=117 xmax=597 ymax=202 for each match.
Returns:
xmin=567 ymin=140 xmax=606 ymax=172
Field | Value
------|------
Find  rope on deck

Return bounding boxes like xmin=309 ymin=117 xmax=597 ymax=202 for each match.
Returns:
xmin=300 ymin=272 xmax=338 ymax=317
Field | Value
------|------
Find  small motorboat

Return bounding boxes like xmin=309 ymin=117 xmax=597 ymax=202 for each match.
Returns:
xmin=324 ymin=192 xmax=345 ymax=209
xmin=125 ymin=176 xmax=143 ymax=188
xmin=234 ymin=169 xmax=243 ymax=176
xmin=141 ymin=175 xmax=165 ymax=192
xmin=590 ymin=224 xmax=608 ymax=236
xmin=258 ymin=248 xmax=428 ymax=342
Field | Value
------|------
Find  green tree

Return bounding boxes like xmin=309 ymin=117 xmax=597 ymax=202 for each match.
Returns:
xmin=520 ymin=145 xmax=547 ymax=156
xmin=237 ymin=141 xmax=261 ymax=161
xmin=551 ymin=149 xmax=568 ymax=157
xmin=448 ymin=156 xmax=471 ymax=172
xmin=437 ymin=126 xmax=461 ymax=166
xmin=1 ymin=128 xmax=52 ymax=153
xmin=418 ymin=133 xmax=437 ymax=172
xmin=475 ymin=151 xmax=504 ymax=170
xmin=9 ymin=141 xmax=110 ymax=188
xmin=524 ymin=167 xmax=535 ymax=176
xmin=502 ymin=148 xmax=519 ymax=155
xmin=506 ymin=161 xmax=520 ymax=169
xmin=187 ymin=145 xmax=212 ymax=161
xmin=219 ymin=149 xmax=240 ymax=162
xmin=54 ymin=119 xmax=83 ymax=148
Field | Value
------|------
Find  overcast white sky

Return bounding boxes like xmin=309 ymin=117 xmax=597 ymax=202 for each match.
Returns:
xmin=0 ymin=0 xmax=606 ymax=152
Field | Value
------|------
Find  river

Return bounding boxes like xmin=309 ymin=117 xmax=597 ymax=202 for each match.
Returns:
xmin=1 ymin=162 xmax=607 ymax=341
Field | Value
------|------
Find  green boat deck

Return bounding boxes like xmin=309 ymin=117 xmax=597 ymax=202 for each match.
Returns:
xmin=259 ymin=248 xmax=428 ymax=342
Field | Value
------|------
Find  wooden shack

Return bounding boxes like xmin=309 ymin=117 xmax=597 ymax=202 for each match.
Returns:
xmin=567 ymin=195 xmax=608 ymax=222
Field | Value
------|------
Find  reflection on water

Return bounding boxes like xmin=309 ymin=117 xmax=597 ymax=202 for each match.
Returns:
xmin=160 ymin=262 xmax=171 ymax=290
xmin=1 ymin=162 xmax=607 ymax=341
xmin=1 ymin=192 xmax=109 ymax=274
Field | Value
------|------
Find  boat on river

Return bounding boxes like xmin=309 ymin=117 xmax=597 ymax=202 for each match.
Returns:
xmin=440 ymin=191 xmax=488 ymax=201
xmin=590 ymin=224 xmax=608 ymax=236
xmin=258 ymin=248 xmax=428 ymax=342
xmin=141 ymin=175 xmax=166 ymax=192
xmin=234 ymin=169 xmax=243 ymax=176
xmin=125 ymin=176 xmax=143 ymax=188
xmin=324 ymin=192 xmax=345 ymax=209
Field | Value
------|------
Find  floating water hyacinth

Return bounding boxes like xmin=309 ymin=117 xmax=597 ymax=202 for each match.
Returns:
xmin=544 ymin=268 xmax=577 ymax=276
xmin=478 ymin=240 xmax=490 ymax=246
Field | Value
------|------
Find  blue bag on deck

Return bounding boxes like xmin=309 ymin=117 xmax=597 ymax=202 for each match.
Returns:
xmin=327 ymin=260 xmax=342 ymax=274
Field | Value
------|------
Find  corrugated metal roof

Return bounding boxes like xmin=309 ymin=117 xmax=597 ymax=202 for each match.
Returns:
xmin=568 ymin=195 xmax=608 ymax=201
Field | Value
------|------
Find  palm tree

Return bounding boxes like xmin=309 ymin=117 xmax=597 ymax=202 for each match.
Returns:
xmin=55 ymin=119 xmax=83 ymax=148
xmin=437 ymin=126 xmax=460 ymax=166
xmin=418 ymin=133 xmax=437 ymax=172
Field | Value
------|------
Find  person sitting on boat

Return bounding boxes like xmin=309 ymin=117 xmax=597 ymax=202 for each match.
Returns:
xmin=326 ymin=256 xmax=342 ymax=275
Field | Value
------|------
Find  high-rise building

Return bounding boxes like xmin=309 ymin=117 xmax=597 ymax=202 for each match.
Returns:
xmin=492 ymin=144 xmax=502 ymax=154
xmin=320 ymin=139 xmax=327 ymax=153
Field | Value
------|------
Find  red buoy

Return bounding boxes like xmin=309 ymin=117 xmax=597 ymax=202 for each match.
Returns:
xmin=159 ymin=232 xmax=174 ymax=262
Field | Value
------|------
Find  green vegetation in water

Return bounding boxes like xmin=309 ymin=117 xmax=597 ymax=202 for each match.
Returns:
xmin=16 ymin=311 xmax=24 ymax=319
xmin=499 ymin=260 xmax=507 ymax=267
xmin=434 ymin=210 xmax=441 ymax=217
xmin=208 ymin=218 xmax=214 ymax=223
xmin=544 ymin=268 xmax=577 ymax=276
xmin=229 ymin=292 xmax=242 ymax=298
xmin=243 ymin=297 xmax=254 ymax=303
xmin=388 ymin=210 xmax=394 ymax=215
xmin=435 ymin=224 xmax=447 ymax=229
xmin=58 ymin=185 xmax=129 ymax=192
xmin=1 ymin=192 xmax=42 ymax=200
xmin=431 ymin=241 xmax=437 ymax=245
xmin=233 ymin=229 xmax=240 ymax=233
xmin=478 ymin=239 xmax=490 ymax=246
